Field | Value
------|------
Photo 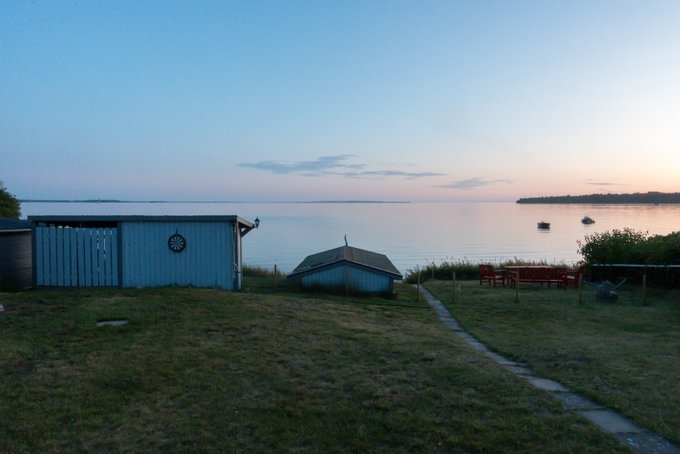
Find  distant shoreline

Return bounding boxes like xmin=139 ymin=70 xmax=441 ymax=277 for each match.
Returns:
xmin=516 ymin=192 xmax=680 ymax=204
xmin=20 ymin=199 xmax=411 ymax=204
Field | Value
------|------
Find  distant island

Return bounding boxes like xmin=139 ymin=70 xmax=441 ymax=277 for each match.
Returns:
xmin=516 ymin=192 xmax=680 ymax=204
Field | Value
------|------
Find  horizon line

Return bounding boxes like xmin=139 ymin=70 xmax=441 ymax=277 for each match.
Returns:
xmin=19 ymin=199 xmax=415 ymax=204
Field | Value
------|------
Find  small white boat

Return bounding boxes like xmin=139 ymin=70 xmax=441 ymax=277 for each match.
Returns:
xmin=537 ymin=221 xmax=551 ymax=229
xmin=581 ymin=216 xmax=595 ymax=224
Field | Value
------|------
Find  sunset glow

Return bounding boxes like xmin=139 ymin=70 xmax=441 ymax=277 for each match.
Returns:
xmin=2 ymin=1 xmax=679 ymax=202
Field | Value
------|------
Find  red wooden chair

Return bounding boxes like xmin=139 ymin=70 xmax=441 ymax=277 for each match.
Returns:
xmin=565 ymin=265 xmax=585 ymax=288
xmin=479 ymin=264 xmax=506 ymax=287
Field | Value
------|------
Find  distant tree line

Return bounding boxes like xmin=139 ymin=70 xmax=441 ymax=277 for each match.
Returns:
xmin=516 ymin=192 xmax=680 ymax=204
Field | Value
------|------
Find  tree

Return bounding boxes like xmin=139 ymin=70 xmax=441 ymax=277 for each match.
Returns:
xmin=0 ymin=180 xmax=21 ymax=219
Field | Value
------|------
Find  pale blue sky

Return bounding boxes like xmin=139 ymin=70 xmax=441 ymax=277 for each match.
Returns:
xmin=2 ymin=1 xmax=679 ymax=201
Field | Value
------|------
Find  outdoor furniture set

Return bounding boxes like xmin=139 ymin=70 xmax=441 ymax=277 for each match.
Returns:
xmin=479 ymin=264 xmax=585 ymax=289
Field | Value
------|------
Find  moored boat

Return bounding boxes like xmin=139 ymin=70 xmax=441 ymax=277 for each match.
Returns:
xmin=537 ymin=221 xmax=551 ymax=229
xmin=581 ymin=216 xmax=595 ymax=224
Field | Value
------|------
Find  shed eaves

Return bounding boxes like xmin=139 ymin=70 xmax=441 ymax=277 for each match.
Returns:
xmin=27 ymin=215 xmax=249 ymax=223
xmin=289 ymin=245 xmax=402 ymax=279
xmin=0 ymin=218 xmax=31 ymax=231
xmin=27 ymin=215 xmax=256 ymax=236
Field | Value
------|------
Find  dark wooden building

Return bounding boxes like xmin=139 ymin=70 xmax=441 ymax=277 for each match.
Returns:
xmin=0 ymin=218 xmax=33 ymax=291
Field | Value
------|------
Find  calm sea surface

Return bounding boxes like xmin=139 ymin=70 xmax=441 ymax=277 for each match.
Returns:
xmin=20 ymin=202 xmax=680 ymax=274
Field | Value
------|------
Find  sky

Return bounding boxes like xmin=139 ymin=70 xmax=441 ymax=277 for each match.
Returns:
xmin=2 ymin=0 xmax=680 ymax=202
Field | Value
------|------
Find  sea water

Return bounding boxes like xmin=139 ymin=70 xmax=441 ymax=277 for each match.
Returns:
xmin=20 ymin=201 xmax=680 ymax=274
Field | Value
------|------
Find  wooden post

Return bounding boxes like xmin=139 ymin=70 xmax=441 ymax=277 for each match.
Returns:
xmin=514 ymin=271 xmax=520 ymax=303
xmin=274 ymin=264 xmax=277 ymax=280
xmin=642 ymin=273 xmax=647 ymax=306
xmin=578 ymin=274 xmax=583 ymax=305
xmin=452 ymin=271 xmax=456 ymax=305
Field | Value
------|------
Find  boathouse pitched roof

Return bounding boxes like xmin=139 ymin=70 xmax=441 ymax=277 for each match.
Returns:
xmin=288 ymin=245 xmax=403 ymax=279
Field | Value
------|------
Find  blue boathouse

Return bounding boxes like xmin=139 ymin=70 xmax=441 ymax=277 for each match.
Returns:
xmin=287 ymin=244 xmax=403 ymax=294
xmin=28 ymin=215 xmax=257 ymax=290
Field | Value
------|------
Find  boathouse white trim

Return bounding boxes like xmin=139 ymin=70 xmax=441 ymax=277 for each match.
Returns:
xmin=28 ymin=215 xmax=256 ymax=291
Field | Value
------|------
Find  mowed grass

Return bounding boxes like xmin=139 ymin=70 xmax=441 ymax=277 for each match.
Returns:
xmin=0 ymin=285 xmax=626 ymax=452
xmin=425 ymin=279 xmax=680 ymax=445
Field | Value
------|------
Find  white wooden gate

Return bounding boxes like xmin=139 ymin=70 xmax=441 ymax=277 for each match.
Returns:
xmin=35 ymin=226 xmax=119 ymax=287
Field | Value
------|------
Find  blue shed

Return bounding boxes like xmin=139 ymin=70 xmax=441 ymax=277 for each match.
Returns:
xmin=287 ymin=244 xmax=403 ymax=294
xmin=28 ymin=215 xmax=256 ymax=290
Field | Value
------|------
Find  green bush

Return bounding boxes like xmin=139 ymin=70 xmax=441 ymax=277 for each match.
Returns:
xmin=646 ymin=232 xmax=680 ymax=264
xmin=577 ymin=228 xmax=648 ymax=264
xmin=577 ymin=228 xmax=680 ymax=286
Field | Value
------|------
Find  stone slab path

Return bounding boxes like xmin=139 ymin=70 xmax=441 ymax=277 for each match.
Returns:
xmin=418 ymin=286 xmax=680 ymax=454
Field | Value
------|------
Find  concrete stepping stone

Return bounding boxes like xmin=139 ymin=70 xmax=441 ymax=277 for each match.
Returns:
xmin=439 ymin=318 xmax=464 ymax=331
xmin=502 ymin=364 xmax=532 ymax=375
xmin=553 ymin=393 xmax=602 ymax=410
xmin=462 ymin=339 xmax=490 ymax=353
xmin=483 ymin=351 xmax=516 ymax=366
xmin=617 ymin=432 xmax=680 ymax=454
xmin=576 ymin=409 xmax=644 ymax=434
xmin=523 ymin=376 xmax=569 ymax=392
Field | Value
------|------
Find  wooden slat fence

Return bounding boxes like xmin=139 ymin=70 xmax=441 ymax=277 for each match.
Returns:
xmin=35 ymin=226 xmax=118 ymax=287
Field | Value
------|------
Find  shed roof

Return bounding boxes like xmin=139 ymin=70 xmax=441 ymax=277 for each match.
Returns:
xmin=288 ymin=245 xmax=403 ymax=279
xmin=27 ymin=215 xmax=249 ymax=223
xmin=28 ymin=215 xmax=257 ymax=237
xmin=0 ymin=217 xmax=31 ymax=232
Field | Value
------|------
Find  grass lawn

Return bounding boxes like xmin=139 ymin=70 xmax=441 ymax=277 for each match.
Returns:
xmin=425 ymin=279 xmax=680 ymax=445
xmin=0 ymin=282 xmax=628 ymax=452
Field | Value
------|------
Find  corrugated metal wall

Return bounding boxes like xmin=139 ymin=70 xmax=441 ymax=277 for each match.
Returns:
xmin=34 ymin=226 xmax=118 ymax=287
xmin=299 ymin=263 xmax=391 ymax=293
xmin=121 ymin=221 xmax=235 ymax=290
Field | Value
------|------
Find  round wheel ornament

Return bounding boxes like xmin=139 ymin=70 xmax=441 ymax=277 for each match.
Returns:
xmin=168 ymin=233 xmax=186 ymax=253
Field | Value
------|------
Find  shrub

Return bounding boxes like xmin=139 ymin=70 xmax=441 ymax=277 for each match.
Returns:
xmin=577 ymin=228 xmax=648 ymax=265
xmin=577 ymin=228 xmax=680 ymax=286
